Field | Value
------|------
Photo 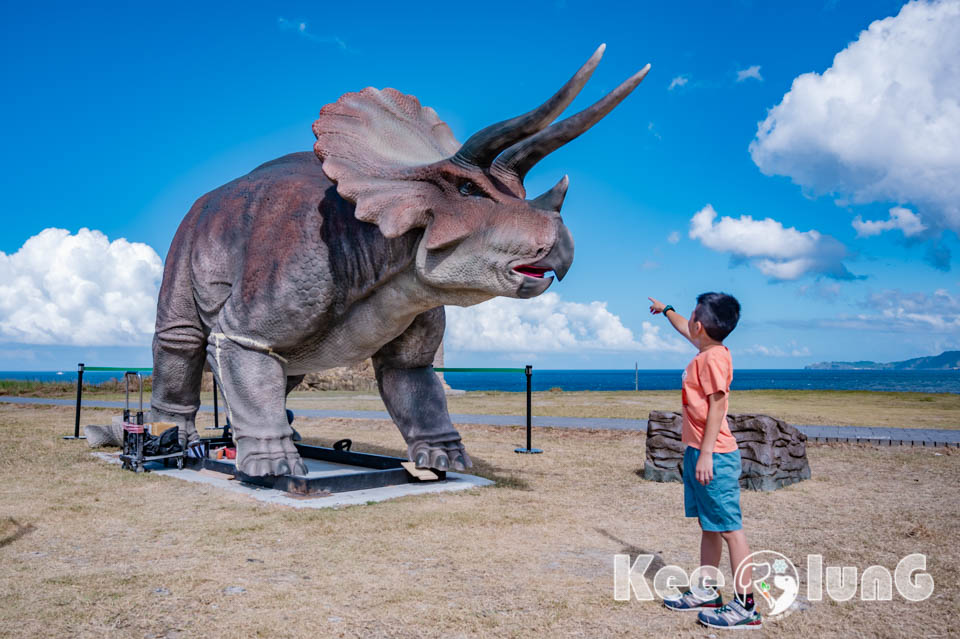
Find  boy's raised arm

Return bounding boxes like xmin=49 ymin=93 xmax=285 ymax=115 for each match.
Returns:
xmin=648 ymin=296 xmax=694 ymax=345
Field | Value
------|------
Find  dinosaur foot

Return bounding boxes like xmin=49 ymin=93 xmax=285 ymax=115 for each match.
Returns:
xmin=409 ymin=440 xmax=472 ymax=472
xmin=236 ymin=436 xmax=307 ymax=477
xmin=150 ymin=407 xmax=199 ymax=447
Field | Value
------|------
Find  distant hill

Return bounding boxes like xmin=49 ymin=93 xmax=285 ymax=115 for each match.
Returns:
xmin=805 ymin=350 xmax=960 ymax=370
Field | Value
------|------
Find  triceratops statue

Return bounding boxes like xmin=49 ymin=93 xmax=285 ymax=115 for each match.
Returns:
xmin=151 ymin=45 xmax=649 ymax=476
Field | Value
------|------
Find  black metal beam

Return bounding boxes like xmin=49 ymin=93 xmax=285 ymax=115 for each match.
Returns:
xmin=182 ymin=441 xmax=445 ymax=495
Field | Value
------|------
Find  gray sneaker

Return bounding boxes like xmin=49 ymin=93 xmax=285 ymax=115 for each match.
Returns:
xmin=697 ymin=599 xmax=762 ymax=629
xmin=663 ymin=589 xmax=723 ymax=612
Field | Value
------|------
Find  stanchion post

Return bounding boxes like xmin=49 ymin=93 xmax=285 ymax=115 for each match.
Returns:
xmin=526 ymin=365 xmax=532 ymax=449
xmin=64 ymin=362 xmax=86 ymax=440
xmin=213 ymin=378 xmax=219 ymax=429
xmin=515 ymin=364 xmax=542 ymax=454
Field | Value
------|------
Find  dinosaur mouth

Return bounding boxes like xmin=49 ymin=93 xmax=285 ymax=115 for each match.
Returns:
xmin=512 ymin=228 xmax=573 ymax=284
xmin=513 ymin=265 xmax=552 ymax=279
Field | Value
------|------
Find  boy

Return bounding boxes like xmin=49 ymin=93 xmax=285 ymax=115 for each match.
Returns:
xmin=647 ymin=292 xmax=761 ymax=630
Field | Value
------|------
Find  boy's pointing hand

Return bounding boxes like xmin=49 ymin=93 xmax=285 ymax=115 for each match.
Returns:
xmin=648 ymin=297 xmax=666 ymax=314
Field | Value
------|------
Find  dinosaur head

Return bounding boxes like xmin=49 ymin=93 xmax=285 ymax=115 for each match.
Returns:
xmin=313 ymin=45 xmax=649 ymax=304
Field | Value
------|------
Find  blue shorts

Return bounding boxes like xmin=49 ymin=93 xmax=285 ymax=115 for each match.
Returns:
xmin=683 ymin=446 xmax=743 ymax=532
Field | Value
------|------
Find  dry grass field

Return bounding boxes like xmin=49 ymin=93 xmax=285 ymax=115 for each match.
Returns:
xmin=1 ymin=403 xmax=957 ymax=638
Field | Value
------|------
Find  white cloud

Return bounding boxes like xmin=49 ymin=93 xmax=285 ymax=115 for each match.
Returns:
xmin=688 ymin=204 xmax=855 ymax=280
xmin=865 ymin=288 xmax=960 ymax=332
xmin=736 ymin=65 xmax=763 ymax=83
xmin=667 ymin=231 xmax=680 ymax=244
xmin=668 ymin=75 xmax=688 ymax=91
xmin=277 ymin=17 xmax=347 ymax=50
xmin=852 ymin=206 xmax=928 ymax=238
xmin=783 ymin=288 xmax=960 ymax=333
xmin=0 ymin=228 xmax=162 ymax=345
xmin=743 ymin=342 xmax=810 ymax=357
xmin=445 ymin=292 xmax=686 ymax=354
xmin=749 ymin=0 xmax=960 ymax=237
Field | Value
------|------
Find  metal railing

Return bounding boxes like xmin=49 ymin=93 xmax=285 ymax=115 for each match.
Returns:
xmin=67 ymin=363 xmax=542 ymax=453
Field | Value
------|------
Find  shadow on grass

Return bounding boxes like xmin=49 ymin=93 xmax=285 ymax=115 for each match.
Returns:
xmin=0 ymin=517 xmax=36 ymax=548
xmin=299 ymin=436 xmax=531 ymax=491
xmin=595 ymin=527 xmax=667 ymax=578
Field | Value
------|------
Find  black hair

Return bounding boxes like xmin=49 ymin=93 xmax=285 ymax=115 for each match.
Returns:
xmin=694 ymin=292 xmax=740 ymax=342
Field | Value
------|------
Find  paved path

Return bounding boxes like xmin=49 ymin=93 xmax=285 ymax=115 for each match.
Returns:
xmin=3 ymin=396 xmax=957 ymax=447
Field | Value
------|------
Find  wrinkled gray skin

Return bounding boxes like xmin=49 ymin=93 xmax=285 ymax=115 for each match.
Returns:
xmin=150 ymin=46 xmax=649 ymax=476
xmin=153 ymin=153 xmax=484 ymax=475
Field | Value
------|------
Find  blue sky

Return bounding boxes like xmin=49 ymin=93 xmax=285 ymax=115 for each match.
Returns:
xmin=1 ymin=0 xmax=958 ymax=371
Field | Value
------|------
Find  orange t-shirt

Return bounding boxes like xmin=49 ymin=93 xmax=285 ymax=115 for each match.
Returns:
xmin=681 ymin=345 xmax=737 ymax=453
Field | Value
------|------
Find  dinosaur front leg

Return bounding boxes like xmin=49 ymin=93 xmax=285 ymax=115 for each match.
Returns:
xmin=207 ymin=333 xmax=306 ymax=477
xmin=375 ymin=365 xmax=471 ymax=472
xmin=372 ymin=307 xmax=470 ymax=472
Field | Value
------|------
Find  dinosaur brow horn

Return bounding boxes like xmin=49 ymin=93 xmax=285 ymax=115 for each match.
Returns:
xmin=493 ymin=64 xmax=651 ymax=181
xmin=452 ymin=45 xmax=606 ymax=168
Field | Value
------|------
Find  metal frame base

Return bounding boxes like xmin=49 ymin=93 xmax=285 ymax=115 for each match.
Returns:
xmin=514 ymin=447 xmax=543 ymax=454
xmin=184 ymin=440 xmax=445 ymax=495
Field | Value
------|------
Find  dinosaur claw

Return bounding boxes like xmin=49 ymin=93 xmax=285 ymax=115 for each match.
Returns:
xmin=408 ymin=440 xmax=472 ymax=472
xmin=235 ymin=436 xmax=306 ymax=477
xmin=415 ymin=451 xmax=430 ymax=468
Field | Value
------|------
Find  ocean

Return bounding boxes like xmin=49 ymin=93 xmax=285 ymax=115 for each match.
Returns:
xmin=1 ymin=369 xmax=958 ymax=394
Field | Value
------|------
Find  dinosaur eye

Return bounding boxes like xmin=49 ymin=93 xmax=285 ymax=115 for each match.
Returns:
xmin=458 ymin=180 xmax=482 ymax=197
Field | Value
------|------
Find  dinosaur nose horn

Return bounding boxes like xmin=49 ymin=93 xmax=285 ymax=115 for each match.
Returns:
xmin=530 ymin=175 xmax=569 ymax=213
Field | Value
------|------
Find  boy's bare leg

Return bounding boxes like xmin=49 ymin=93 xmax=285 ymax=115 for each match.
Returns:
xmin=721 ymin=530 xmax=753 ymax=594
xmin=701 ymin=530 xmax=723 ymax=573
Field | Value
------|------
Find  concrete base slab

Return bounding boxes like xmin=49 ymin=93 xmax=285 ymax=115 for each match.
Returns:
xmin=92 ymin=452 xmax=493 ymax=509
